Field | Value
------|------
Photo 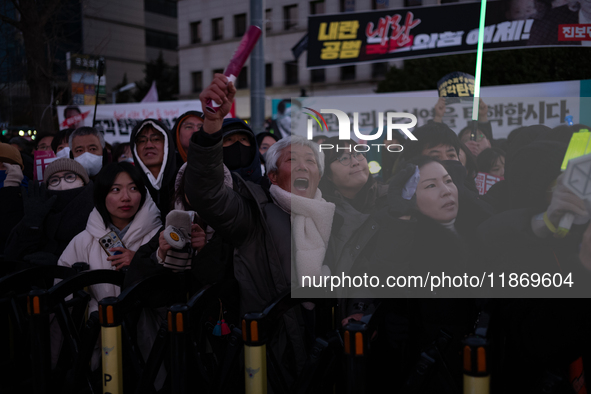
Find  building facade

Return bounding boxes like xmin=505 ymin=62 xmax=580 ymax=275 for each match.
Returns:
xmin=177 ymin=0 xmax=451 ymax=119
xmin=82 ymin=0 xmax=178 ymax=98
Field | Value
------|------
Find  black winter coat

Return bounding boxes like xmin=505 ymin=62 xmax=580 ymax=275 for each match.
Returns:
xmin=4 ymin=183 xmax=94 ymax=265
xmin=184 ymin=129 xmax=309 ymax=385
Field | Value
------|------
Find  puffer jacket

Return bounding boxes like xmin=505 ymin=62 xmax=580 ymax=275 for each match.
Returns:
xmin=57 ymin=193 xmax=161 ymax=312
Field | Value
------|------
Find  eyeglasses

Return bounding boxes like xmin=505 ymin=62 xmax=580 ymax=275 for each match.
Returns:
xmin=461 ymin=132 xmax=487 ymax=143
xmin=48 ymin=172 xmax=79 ymax=187
xmin=333 ymin=152 xmax=366 ymax=166
xmin=136 ymin=134 xmax=164 ymax=146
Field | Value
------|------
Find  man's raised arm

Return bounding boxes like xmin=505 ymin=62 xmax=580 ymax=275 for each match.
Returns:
xmin=184 ymin=74 xmax=254 ymax=245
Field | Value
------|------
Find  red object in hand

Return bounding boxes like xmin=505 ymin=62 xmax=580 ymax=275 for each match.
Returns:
xmin=205 ymin=25 xmax=262 ymax=114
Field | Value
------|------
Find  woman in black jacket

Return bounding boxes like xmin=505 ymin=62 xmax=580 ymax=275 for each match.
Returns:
xmin=4 ymin=158 xmax=94 ymax=267
xmin=366 ymin=156 xmax=492 ymax=393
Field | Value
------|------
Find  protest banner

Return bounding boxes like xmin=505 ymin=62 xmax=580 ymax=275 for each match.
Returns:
xmin=307 ymin=0 xmax=588 ymax=68
xmin=57 ymin=101 xmax=203 ymax=145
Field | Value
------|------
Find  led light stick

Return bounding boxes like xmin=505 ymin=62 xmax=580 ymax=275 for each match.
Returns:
xmin=205 ymin=26 xmax=262 ymax=114
xmin=470 ymin=0 xmax=488 ymax=141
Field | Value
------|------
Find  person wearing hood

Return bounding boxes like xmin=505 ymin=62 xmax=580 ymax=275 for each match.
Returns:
xmin=130 ymin=118 xmax=177 ymax=216
xmin=219 ymin=118 xmax=263 ymax=184
xmin=4 ymin=158 xmax=94 ymax=267
xmin=69 ymin=127 xmax=111 ymax=177
xmin=172 ymin=110 xmax=204 ymax=168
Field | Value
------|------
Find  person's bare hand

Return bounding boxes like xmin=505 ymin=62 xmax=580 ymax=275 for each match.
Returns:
xmin=341 ymin=313 xmax=364 ymax=327
xmin=107 ymin=248 xmax=136 ymax=270
xmin=199 ymin=74 xmax=236 ymax=133
xmin=157 ymin=231 xmax=172 ymax=261
xmin=191 ymin=223 xmax=206 ymax=251
xmin=433 ymin=98 xmax=446 ymax=123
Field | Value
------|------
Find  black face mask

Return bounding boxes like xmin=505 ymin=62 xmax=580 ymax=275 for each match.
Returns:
xmin=223 ymin=142 xmax=254 ymax=170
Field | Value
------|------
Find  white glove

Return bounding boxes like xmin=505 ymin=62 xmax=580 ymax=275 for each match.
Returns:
xmin=3 ymin=162 xmax=23 ymax=187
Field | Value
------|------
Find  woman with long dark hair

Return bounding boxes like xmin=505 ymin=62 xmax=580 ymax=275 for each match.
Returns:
xmin=58 ymin=162 xmax=161 ymax=311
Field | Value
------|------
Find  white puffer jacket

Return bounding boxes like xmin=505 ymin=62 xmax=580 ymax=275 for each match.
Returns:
xmin=58 ymin=193 xmax=162 ymax=312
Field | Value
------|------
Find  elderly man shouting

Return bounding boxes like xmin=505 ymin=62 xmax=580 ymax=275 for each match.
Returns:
xmin=184 ymin=74 xmax=334 ymax=382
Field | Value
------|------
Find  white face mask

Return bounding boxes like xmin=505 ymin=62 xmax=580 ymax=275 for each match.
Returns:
xmin=56 ymin=147 xmax=71 ymax=159
xmin=74 ymin=152 xmax=103 ymax=177
xmin=47 ymin=177 xmax=84 ymax=191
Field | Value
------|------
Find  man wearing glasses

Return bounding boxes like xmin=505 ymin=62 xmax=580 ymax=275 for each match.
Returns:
xmin=130 ymin=118 xmax=178 ymax=215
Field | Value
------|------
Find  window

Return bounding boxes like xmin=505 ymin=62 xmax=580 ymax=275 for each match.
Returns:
xmin=145 ymin=29 xmax=178 ymax=49
xmin=404 ymin=0 xmax=422 ymax=6
xmin=234 ymin=13 xmax=247 ymax=37
xmin=372 ymin=0 xmax=388 ymax=9
xmin=265 ymin=8 xmax=272 ymax=32
xmin=144 ymin=0 xmax=177 ymax=18
xmin=340 ymin=65 xmax=356 ymax=81
xmin=190 ymin=21 xmax=201 ymax=44
xmin=266 ymin=63 xmax=273 ymax=87
xmin=285 ymin=62 xmax=298 ymax=85
xmin=283 ymin=4 xmax=298 ymax=30
xmin=192 ymin=71 xmax=203 ymax=93
xmin=213 ymin=68 xmax=224 ymax=77
xmin=340 ymin=0 xmax=355 ymax=12
xmin=212 ymin=17 xmax=223 ymax=41
xmin=237 ymin=67 xmax=248 ymax=89
xmin=310 ymin=68 xmax=325 ymax=83
xmin=310 ymin=0 xmax=325 ymax=15
xmin=372 ymin=62 xmax=388 ymax=79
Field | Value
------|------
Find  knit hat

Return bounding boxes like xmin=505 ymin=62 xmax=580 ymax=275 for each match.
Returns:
xmin=43 ymin=158 xmax=90 ymax=184
xmin=0 ymin=143 xmax=24 ymax=169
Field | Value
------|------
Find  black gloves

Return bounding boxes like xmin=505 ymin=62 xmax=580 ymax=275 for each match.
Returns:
xmin=21 ymin=182 xmax=57 ymax=229
xmin=388 ymin=163 xmax=418 ymax=218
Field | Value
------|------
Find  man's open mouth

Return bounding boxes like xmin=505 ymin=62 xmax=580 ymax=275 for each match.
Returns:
xmin=294 ymin=178 xmax=309 ymax=190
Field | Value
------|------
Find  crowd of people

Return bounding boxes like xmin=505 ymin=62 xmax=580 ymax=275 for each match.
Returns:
xmin=1 ymin=75 xmax=591 ymax=392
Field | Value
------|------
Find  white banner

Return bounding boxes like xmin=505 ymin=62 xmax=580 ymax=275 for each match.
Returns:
xmin=57 ymin=101 xmax=203 ymax=144
xmin=294 ymin=80 xmax=584 ymax=140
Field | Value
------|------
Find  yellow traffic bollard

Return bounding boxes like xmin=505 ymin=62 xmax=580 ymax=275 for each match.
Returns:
xmin=463 ymin=336 xmax=490 ymax=394
xmin=99 ymin=296 xmax=123 ymax=394
xmin=242 ymin=312 xmax=267 ymax=394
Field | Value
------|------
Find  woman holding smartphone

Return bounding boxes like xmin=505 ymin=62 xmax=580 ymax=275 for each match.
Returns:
xmin=55 ymin=162 xmax=161 ymax=370
xmin=58 ymin=162 xmax=162 ymax=312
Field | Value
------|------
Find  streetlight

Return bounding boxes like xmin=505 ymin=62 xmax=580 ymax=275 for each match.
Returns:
xmin=112 ymin=82 xmax=136 ymax=104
